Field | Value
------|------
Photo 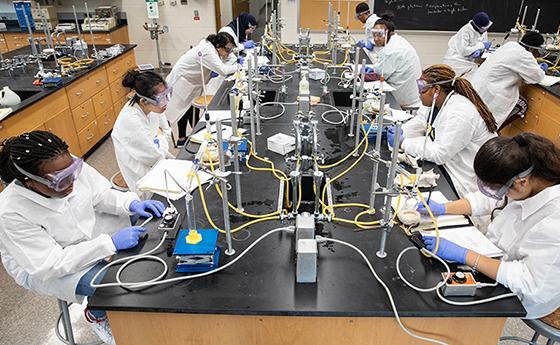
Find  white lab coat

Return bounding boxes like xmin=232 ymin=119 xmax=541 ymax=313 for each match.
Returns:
xmin=402 ymin=92 xmax=496 ymax=197
xmin=112 ymin=102 xmax=174 ymax=198
xmin=164 ymin=39 xmax=239 ymax=124
xmin=443 ymin=22 xmax=487 ymax=77
xmin=465 ymin=185 xmax=560 ymax=319
xmin=219 ymin=25 xmax=245 ymax=51
xmin=0 ymin=162 xmax=138 ymax=303
xmin=371 ymin=34 xmax=422 ymax=108
xmin=468 ymin=42 xmax=545 ymax=128
xmin=364 ymin=13 xmax=380 ymax=44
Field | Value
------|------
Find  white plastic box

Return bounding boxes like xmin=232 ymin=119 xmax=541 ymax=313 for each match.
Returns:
xmin=267 ymin=133 xmax=296 ymax=155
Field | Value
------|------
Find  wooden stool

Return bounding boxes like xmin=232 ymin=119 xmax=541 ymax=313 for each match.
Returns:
xmin=192 ymin=95 xmax=213 ymax=125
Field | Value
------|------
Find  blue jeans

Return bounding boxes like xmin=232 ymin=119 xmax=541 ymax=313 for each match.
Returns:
xmin=76 ymin=260 xmax=108 ymax=319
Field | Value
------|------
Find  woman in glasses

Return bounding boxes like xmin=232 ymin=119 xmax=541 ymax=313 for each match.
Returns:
xmin=112 ymin=70 xmax=175 ymax=198
xmin=442 ymin=12 xmax=493 ymax=77
xmin=468 ymin=31 xmax=546 ymax=128
xmin=388 ymin=64 xmax=497 ymax=197
xmin=165 ymin=32 xmax=239 ymax=146
xmin=420 ymin=132 xmax=560 ymax=320
xmin=366 ymin=12 xmax=422 ymax=108
xmin=219 ymin=12 xmax=257 ymax=51
xmin=354 ymin=2 xmax=379 ymax=50
xmin=0 ymin=130 xmax=165 ymax=344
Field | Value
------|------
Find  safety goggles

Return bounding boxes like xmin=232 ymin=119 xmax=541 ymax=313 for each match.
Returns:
xmin=371 ymin=28 xmax=387 ymax=37
xmin=14 ymin=157 xmax=83 ymax=192
xmin=519 ymin=41 xmax=547 ymax=56
xmin=471 ymin=20 xmax=493 ymax=33
xmin=477 ymin=166 xmax=534 ymax=200
xmin=137 ymin=86 xmax=173 ymax=107
xmin=416 ymin=78 xmax=454 ymax=94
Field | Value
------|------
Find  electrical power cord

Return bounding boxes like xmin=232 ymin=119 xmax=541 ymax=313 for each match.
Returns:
xmin=91 ymin=226 xmax=294 ymax=289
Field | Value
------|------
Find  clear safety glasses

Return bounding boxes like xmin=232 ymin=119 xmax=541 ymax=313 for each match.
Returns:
xmin=14 ymin=157 xmax=83 ymax=192
xmin=471 ymin=20 xmax=493 ymax=33
xmin=355 ymin=10 xmax=369 ymax=19
xmin=138 ymin=86 xmax=173 ymax=107
xmin=416 ymin=78 xmax=455 ymax=94
xmin=371 ymin=28 xmax=387 ymax=38
xmin=477 ymin=166 xmax=534 ymax=200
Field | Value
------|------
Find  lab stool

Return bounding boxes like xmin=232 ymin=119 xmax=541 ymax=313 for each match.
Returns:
xmin=400 ymin=105 xmax=419 ymax=115
xmin=500 ymin=319 xmax=560 ymax=345
xmin=55 ymin=299 xmax=103 ymax=345
xmin=110 ymin=171 xmax=128 ymax=192
xmin=192 ymin=95 xmax=213 ymax=124
xmin=498 ymin=96 xmax=528 ymax=132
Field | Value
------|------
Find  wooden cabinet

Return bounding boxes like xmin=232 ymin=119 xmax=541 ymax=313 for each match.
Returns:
xmin=4 ymin=33 xmax=29 ymax=50
xmin=45 ymin=108 xmax=81 ymax=156
xmin=83 ymin=26 xmax=130 ymax=46
xmin=109 ymin=79 xmax=130 ymax=105
xmin=499 ymin=85 xmax=560 ymax=147
xmin=106 ymin=50 xmax=136 ymax=84
xmin=71 ymin=98 xmax=96 ymax=132
xmin=97 ymin=107 xmax=116 ymax=137
xmin=66 ymin=67 xmax=109 ymax=108
xmin=92 ymin=87 xmax=113 ymax=115
xmin=77 ymin=119 xmax=100 ymax=153
xmin=0 ymin=35 xmax=8 ymax=53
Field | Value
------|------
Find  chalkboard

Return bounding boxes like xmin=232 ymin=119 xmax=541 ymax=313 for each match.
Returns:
xmin=374 ymin=0 xmax=560 ymax=33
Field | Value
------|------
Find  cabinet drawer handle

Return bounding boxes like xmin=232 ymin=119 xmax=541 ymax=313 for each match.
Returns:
xmin=100 ymin=100 xmax=106 ymax=105
xmin=86 ymin=133 xmax=94 ymax=140
xmin=104 ymin=120 xmax=109 ymax=125
xmin=75 ymin=91 xmax=83 ymax=97
xmin=81 ymin=112 xmax=89 ymax=118
xmin=95 ymin=79 xmax=102 ymax=85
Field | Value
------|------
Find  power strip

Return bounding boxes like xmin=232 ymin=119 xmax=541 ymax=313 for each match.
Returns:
xmin=441 ymin=272 xmax=477 ymax=296
xmin=159 ymin=207 xmax=180 ymax=231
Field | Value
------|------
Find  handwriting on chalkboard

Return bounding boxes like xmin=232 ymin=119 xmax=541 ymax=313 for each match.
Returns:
xmin=384 ymin=0 xmax=469 ymax=15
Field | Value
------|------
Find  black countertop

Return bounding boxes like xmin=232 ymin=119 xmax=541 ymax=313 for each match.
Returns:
xmin=539 ymin=83 xmax=560 ymax=98
xmin=0 ymin=43 xmax=136 ymax=121
xmin=89 ymin=52 xmax=526 ymax=318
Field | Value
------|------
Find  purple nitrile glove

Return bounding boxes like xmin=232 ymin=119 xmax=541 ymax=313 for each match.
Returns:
xmin=539 ymin=62 xmax=549 ymax=72
xmin=238 ymin=56 xmax=245 ymax=65
xmin=129 ymin=200 xmax=165 ymax=218
xmin=210 ymin=71 xmax=219 ymax=78
xmin=356 ymin=40 xmax=366 ymax=48
xmin=470 ymin=50 xmax=481 ymax=58
xmin=483 ymin=40 xmax=492 ymax=50
xmin=243 ymin=40 xmax=255 ymax=49
xmin=387 ymin=126 xmax=404 ymax=149
xmin=111 ymin=226 xmax=146 ymax=251
xmin=417 ymin=200 xmax=446 ymax=216
xmin=422 ymin=236 xmax=468 ymax=264
xmin=365 ymin=40 xmax=375 ymax=50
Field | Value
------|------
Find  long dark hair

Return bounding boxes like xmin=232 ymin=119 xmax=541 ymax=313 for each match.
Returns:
xmin=375 ymin=12 xmax=396 ymax=33
xmin=422 ymin=64 xmax=497 ymax=133
xmin=0 ymin=131 xmax=69 ymax=185
xmin=122 ymin=70 xmax=165 ymax=106
xmin=207 ymin=32 xmax=233 ymax=49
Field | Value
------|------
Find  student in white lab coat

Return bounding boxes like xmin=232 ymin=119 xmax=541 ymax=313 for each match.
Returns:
xmin=419 ymin=132 xmax=560 ymax=320
xmin=469 ymin=31 xmax=546 ymax=128
xmin=354 ymin=2 xmax=379 ymax=50
xmin=218 ymin=12 xmax=257 ymax=51
xmin=366 ymin=13 xmax=422 ymax=108
xmin=165 ymin=33 xmax=239 ymax=145
xmin=388 ymin=64 xmax=497 ymax=197
xmin=0 ymin=131 xmax=166 ymax=345
xmin=443 ymin=12 xmax=492 ymax=77
xmin=112 ymin=70 xmax=174 ymax=198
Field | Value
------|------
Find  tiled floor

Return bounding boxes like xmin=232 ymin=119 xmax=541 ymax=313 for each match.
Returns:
xmin=0 ymin=136 xmax=552 ymax=345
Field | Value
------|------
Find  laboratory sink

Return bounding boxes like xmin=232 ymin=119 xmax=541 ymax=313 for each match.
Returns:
xmin=13 ymin=89 xmax=42 ymax=101
xmin=332 ymin=91 xmax=353 ymax=107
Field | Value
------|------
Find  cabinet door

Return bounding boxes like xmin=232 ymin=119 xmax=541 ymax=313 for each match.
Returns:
xmin=96 ymin=107 xmax=116 ymax=137
xmin=92 ymin=87 xmax=113 ymax=116
xmin=71 ymin=99 xmax=96 ymax=132
xmin=45 ymin=108 xmax=82 ymax=157
xmin=77 ymin=119 xmax=100 ymax=154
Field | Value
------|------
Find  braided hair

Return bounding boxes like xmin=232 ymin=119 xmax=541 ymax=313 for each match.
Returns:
xmin=0 ymin=130 xmax=69 ymax=185
xmin=422 ymin=64 xmax=497 ymax=133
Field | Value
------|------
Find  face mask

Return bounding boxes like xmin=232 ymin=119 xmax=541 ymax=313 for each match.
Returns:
xmin=477 ymin=166 xmax=534 ymax=200
xmin=14 ymin=157 xmax=83 ymax=192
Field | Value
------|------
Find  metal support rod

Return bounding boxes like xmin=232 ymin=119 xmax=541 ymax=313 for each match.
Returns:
xmin=229 ymin=93 xmax=244 ymax=211
xmin=247 ymin=57 xmax=257 ymax=154
xmin=532 ymin=8 xmax=540 ymax=31
xmin=253 ymin=52 xmax=262 ymax=135
xmin=38 ymin=4 xmax=53 ymax=50
xmin=184 ymin=193 xmax=196 ymax=230
xmin=216 ymin=120 xmax=235 ymax=255
xmin=22 ymin=10 xmax=38 ymax=57
xmin=71 ymin=5 xmax=86 ymax=57
xmin=521 ymin=6 xmax=528 ymax=26
xmin=313 ymin=170 xmax=323 ymax=216
xmin=290 ymin=170 xmax=300 ymax=215
xmin=84 ymin=3 xmax=98 ymax=57
xmin=311 ymin=119 xmax=319 ymax=157
xmin=349 ymin=47 xmax=360 ymax=137
xmin=57 ymin=300 xmax=76 ymax=345
xmin=368 ymin=91 xmax=387 ymax=209
xmin=353 ymin=59 xmax=367 ymax=156
xmin=376 ymin=122 xmax=402 ymax=258
xmin=271 ymin=11 xmax=277 ymax=65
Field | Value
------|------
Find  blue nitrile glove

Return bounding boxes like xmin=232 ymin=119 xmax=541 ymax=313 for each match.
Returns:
xmin=539 ymin=62 xmax=549 ymax=72
xmin=364 ymin=66 xmax=374 ymax=73
xmin=238 ymin=56 xmax=245 ymax=65
xmin=153 ymin=137 xmax=160 ymax=148
xmin=365 ymin=40 xmax=375 ymax=50
xmin=356 ymin=40 xmax=366 ymax=48
xmin=243 ymin=40 xmax=255 ymax=49
xmin=422 ymin=236 xmax=468 ymax=264
xmin=210 ymin=71 xmax=219 ymax=78
xmin=483 ymin=40 xmax=492 ymax=50
xmin=470 ymin=50 xmax=481 ymax=58
xmin=387 ymin=126 xmax=404 ymax=148
xmin=111 ymin=226 xmax=146 ymax=251
xmin=417 ymin=200 xmax=446 ymax=216
xmin=129 ymin=200 xmax=166 ymax=218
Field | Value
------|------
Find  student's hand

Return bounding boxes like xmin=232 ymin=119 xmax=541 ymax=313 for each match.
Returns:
xmin=237 ymin=56 xmax=245 ymax=65
xmin=417 ymin=200 xmax=446 ymax=216
xmin=129 ymin=200 xmax=165 ymax=218
xmin=387 ymin=126 xmax=404 ymax=149
xmin=243 ymin=40 xmax=255 ymax=49
xmin=364 ymin=66 xmax=374 ymax=73
xmin=539 ymin=62 xmax=549 ymax=72
xmin=422 ymin=236 xmax=468 ymax=264
xmin=483 ymin=40 xmax=492 ymax=50
xmin=365 ymin=40 xmax=375 ymax=50
xmin=356 ymin=40 xmax=366 ymax=48
xmin=210 ymin=71 xmax=219 ymax=78
xmin=470 ymin=50 xmax=481 ymax=58
xmin=111 ymin=226 xmax=146 ymax=251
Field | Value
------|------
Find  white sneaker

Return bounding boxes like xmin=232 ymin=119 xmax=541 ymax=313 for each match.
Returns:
xmin=84 ymin=309 xmax=116 ymax=345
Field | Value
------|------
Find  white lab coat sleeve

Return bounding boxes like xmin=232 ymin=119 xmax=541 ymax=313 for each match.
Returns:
xmin=120 ymin=112 xmax=169 ymax=167
xmin=202 ymin=50 xmax=238 ymax=76
xmin=82 ymin=162 xmax=139 ymax=215
xmin=402 ymin=106 xmax=429 ymax=138
xmin=158 ymin=113 xmax=172 ymax=141
xmin=226 ymin=52 xmax=238 ymax=65
xmin=402 ymin=109 xmax=477 ymax=165
xmin=458 ymin=30 xmax=484 ymax=56
xmin=0 ymin=212 xmax=116 ymax=280
xmin=464 ymin=190 xmax=498 ymax=216
xmin=496 ymin=217 xmax=560 ymax=314
xmin=514 ymin=55 xmax=545 ymax=84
